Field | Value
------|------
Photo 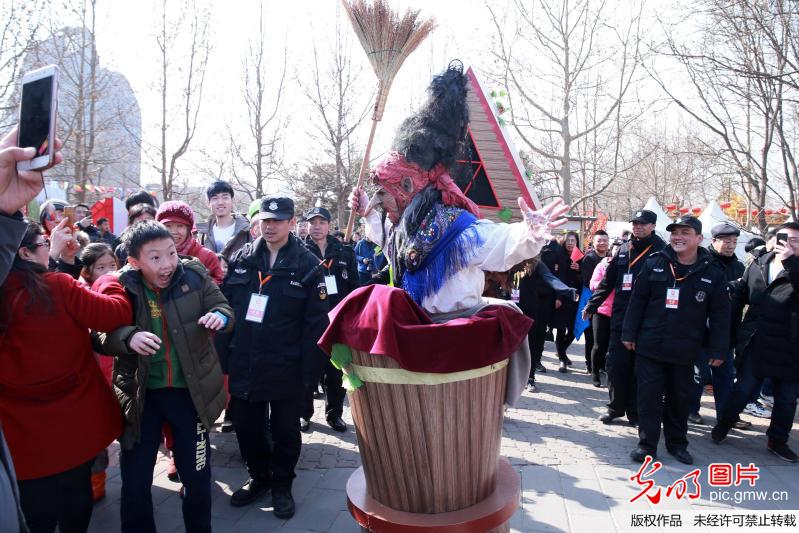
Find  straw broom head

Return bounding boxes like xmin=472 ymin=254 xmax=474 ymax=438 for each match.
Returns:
xmin=341 ymin=0 xmax=436 ymax=120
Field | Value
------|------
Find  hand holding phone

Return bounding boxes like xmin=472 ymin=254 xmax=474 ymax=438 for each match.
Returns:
xmin=0 ymin=127 xmax=63 ymax=216
xmin=17 ymin=65 xmax=58 ymax=172
xmin=63 ymin=206 xmax=75 ymax=227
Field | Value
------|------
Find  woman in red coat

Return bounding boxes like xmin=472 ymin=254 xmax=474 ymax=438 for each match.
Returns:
xmin=0 ymin=220 xmax=133 ymax=533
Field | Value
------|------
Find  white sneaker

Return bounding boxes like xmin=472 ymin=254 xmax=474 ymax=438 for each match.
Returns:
xmin=744 ymin=401 xmax=772 ymax=418
xmin=759 ymin=393 xmax=775 ymax=408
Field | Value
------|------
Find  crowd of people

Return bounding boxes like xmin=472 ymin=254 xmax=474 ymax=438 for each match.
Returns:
xmin=0 ymin=124 xmax=393 ymax=533
xmin=516 ymin=207 xmax=799 ymax=467
xmin=0 ymin=117 xmax=797 ymax=533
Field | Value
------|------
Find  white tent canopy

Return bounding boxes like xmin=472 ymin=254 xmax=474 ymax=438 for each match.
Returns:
xmin=698 ymin=200 xmax=728 ymax=229
xmin=641 ymin=197 xmax=672 ymax=240
xmin=698 ymin=201 xmax=755 ymax=258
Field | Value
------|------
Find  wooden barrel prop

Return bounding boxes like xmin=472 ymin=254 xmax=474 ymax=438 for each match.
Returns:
xmin=348 ymin=349 xmax=508 ymax=514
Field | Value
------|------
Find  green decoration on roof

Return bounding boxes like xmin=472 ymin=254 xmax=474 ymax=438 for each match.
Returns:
xmin=498 ymin=207 xmax=513 ymax=223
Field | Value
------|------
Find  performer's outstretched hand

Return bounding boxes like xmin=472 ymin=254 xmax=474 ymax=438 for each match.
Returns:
xmin=517 ymin=197 xmax=570 ymax=240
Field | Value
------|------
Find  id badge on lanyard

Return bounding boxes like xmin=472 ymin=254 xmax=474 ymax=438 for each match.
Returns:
xmin=246 ymin=272 xmax=272 ymax=323
xmin=666 ymin=263 xmax=688 ymax=310
xmin=665 ymin=288 xmax=680 ymax=309
xmin=623 ymin=243 xmax=653 ymax=292
xmin=246 ymin=294 xmax=268 ymax=323
xmin=324 ymin=275 xmax=338 ymax=295
xmin=622 ymin=273 xmax=633 ymax=291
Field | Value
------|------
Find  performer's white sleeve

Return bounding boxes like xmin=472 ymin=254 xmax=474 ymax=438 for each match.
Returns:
xmin=363 ymin=211 xmax=392 ymax=248
xmin=470 ymin=220 xmax=547 ymax=272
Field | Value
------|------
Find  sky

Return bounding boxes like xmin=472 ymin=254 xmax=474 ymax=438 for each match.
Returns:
xmin=88 ymin=0 xmax=498 ymax=190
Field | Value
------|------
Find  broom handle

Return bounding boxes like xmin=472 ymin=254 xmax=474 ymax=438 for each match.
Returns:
xmin=344 ymin=116 xmax=379 ymax=243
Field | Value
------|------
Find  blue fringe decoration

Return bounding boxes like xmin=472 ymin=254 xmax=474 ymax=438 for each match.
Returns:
xmin=402 ymin=211 xmax=484 ymax=305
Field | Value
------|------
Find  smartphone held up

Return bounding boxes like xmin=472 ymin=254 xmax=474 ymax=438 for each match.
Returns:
xmin=16 ymin=65 xmax=58 ymax=172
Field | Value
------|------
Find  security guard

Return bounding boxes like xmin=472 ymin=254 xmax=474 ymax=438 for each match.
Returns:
xmin=301 ymin=206 xmax=360 ymax=433
xmin=583 ymin=209 xmax=666 ymax=426
xmin=220 ymin=197 xmax=329 ymax=518
xmin=622 ymin=216 xmax=730 ymax=464
xmin=687 ymin=222 xmax=745 ymax=425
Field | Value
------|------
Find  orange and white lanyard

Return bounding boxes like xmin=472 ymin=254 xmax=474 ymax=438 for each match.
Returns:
xmin=627 ymin=243 xmax=653 ymax=272
xmin=257 ymin=272 xmax=272 ymax=295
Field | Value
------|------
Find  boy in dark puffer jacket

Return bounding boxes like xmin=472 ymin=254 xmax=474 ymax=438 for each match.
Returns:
xmin=96 ymin=221 xmax=234 ymax=533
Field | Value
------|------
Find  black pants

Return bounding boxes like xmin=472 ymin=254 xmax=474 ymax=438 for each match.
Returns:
xmin=120 ymin=388 xmax=211 ymax=533
xmin=301 ymin=358 xmax=345 ymax=420
xmin=554 ymin=300 xmax=576 ymax=358
xmin=636 ymin=354 xmax=693 ymax=454
xmin=719 ymin=347 xmax=799 ymax=445
xmin=529 ymin=297 xmax=554 ymax=375
xmin=606 ymin=329 xmax=637 ymax=421
xmin=591 ymin=314 xmax=610 ymax=379
xmin=556 ymin=327 xmax=575 ymax=359
xmin=230 ymin=395 xmax=301 ymax=490
xmin=17 ymin=460 xmax=93 ymax=533
xmin=583 ymin=327 xmax=594 ymax=367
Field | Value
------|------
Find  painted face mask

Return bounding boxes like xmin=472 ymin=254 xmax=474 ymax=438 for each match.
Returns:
xmin=370 ymin=151 xmax=480 ymax=219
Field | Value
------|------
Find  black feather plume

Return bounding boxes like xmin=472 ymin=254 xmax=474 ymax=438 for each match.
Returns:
xmin=392 ymin=61 xmax=469 ymax=171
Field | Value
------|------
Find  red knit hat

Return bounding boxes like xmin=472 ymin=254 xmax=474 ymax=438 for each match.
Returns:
xmin=156 ymin=200 xmax=195 ymax=228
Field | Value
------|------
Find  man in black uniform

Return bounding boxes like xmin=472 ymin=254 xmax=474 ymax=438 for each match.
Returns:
xmin=712 ymin=222 xmax=799 ymax=463
xmin=580 ymin=230 xmax=609 ymax=380
xmin=687 ymin=222 xmax=744 ymax=425
xmin=583 ymin=210 xmax=666 ymax=426
xmin=301 ymin=206 xmax=360 ymax=433
xmin=622 ymin=216 xmax=730 ymax=465
xmin=221 ymin=197 xmax=329 ymax=518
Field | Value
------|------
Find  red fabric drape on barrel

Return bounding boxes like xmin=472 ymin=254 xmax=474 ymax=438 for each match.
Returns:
xmin=318 ymin=285 xmax=532 ymax=373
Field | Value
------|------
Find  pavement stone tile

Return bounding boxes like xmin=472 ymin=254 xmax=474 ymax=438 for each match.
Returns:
xmin=83 ymin=341 xmax=799 ymax=532
xmin=284 ymin=487 xmax=347 ymax=531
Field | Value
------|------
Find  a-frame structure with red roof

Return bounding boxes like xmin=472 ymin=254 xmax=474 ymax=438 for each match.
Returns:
xmin=453 ymin=67 xmax=541 ymax=223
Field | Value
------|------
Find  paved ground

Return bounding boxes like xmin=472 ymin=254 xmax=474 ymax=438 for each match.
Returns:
xmin=88 ymin=340 xmax=799 ymax=532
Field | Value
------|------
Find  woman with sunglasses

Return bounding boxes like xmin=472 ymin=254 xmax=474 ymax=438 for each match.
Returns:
xmin=0 ymin=219 xmax=133 ymax=533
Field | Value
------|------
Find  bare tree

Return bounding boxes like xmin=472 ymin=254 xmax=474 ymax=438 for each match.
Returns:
xmin=18 ymin=0 xmax=141 ymax=203
xmin=224 ymin=3 xmax=288 ymax=202
xmin=487 ymin=0 xmax=646 ymax=207
xmin=144 ymin=0 xmax=211 ymax=201
xmin=602 ymin=123 xmax=729 ymax=219
xmin=0 ymin=0 xmax=43 ymax=127
xmin=653 ymin=0 xmax=799 ymax=231
xmin=291 ymin=7 xmax=371 ymax=228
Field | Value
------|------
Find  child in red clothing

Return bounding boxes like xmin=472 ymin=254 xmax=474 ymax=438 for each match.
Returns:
xmin=78 ymin=242 xmax=121 ymax=502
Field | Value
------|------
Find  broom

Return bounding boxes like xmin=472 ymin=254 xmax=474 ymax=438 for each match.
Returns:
xmin=341 ymin=0 xmax=435 ymax=242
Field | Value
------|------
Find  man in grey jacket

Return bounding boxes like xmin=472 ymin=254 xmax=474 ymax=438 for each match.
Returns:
xmin=0 ymin=125 xmax=63 ymax=532
xmin=200 ymin=180 xmax=252 ymax=259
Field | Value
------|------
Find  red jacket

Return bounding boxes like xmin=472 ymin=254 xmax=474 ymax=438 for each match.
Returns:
xmin=79 ymin=277 xmax=115 ymax=385
xmin=0 ymin=272 xmax=132 ymax=479
xmin=180 ymin=237 xmax=224 ymax=285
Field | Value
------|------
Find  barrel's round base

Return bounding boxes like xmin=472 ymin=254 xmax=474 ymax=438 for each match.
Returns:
xmin=346 ymin=457 xmax=519 ymax=532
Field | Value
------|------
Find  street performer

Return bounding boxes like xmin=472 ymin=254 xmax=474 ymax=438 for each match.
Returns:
xmin=326 ymin=62 xmax=570 ymax=529
xmin=347 ymin=62 xmax=569 ymax=318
